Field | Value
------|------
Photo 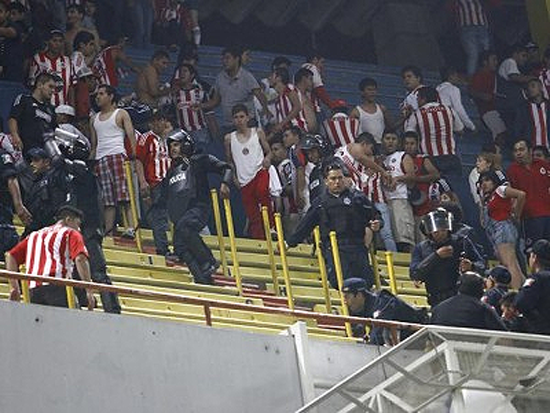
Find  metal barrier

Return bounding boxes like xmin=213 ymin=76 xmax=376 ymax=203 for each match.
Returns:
xmin=313 ymin=227 xmax=331 ymax=311
xmin=210 ymin=189 xmax=229 ymax=277
xmin=0 ymin=270 xmax=423 ymax=338
xmin=385 ymin=251 xmax=398 ymax=295
xmin=124 ymin=161 xmax=143 ymax=253
xmin=329 ymin=231 xmax=353 ymax=338
xmin=261 ymin=206 xmax=279 ymax=296
xmin=274 ymin=213 xmax=295 ymax=310
xmin=223 ymin=198 xmax=243 ymax=295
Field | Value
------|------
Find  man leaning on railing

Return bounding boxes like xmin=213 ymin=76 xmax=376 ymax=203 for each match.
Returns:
xmin=6 ymin=205 xmax=95 ymax=309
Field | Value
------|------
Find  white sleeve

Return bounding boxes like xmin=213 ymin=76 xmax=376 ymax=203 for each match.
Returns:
xmin=468 ymin=168 xmax=481 ymax=205
xmin=268 ymin=165 xmax=283 ymax=197
xmin=498 ymin=59 xmax=519 ymax=81
xmin=495 ymin=184 xmax=507 ymax=198
xmin=404 ymin=111 xmax=418 ymax=132
xmin=450 ymin=108 xmax=464 ymax=133
xmin=449 ymin=86 xmax=475 ymax=130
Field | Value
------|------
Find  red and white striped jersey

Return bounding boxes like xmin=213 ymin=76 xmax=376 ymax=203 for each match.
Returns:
xmin=323 ymin=114 xmax=359 ymax=149
xmin=136 ymin=130 xmax=171 ymax=187
xmin=334 ymin=145 xmax=364 ymax=190
xmin=93 ymin=46 xmax=119 ymax=87
xmin=173 ymin=84 xmax=207 ymax=132
xmin=527 ymin=101 xmax=549 ymax=148
xmin=275 ymin=84 xmax=308 ymax=131
xmin=71 ymin=50 xmax=89 ymax=77
xmin=29 ymin=52 xmax=75 ymax=106
xmin=361 ymin=171 xmax=385 ymax=203
xmin=406 ymin=102 xmax=463 ymax=156
xmin=456 ymin=0 xmax=488 ymax=27
xmin=539 ymin=68 xmax=550 ymax=100
xmin=8 ymin=223 xmax=88 ymax=287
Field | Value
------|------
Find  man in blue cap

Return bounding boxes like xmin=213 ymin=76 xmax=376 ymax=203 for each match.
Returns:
xmin=482 ymin=265 xmax=511 ymax=312
xmin=514 ymin=240 xmax=550 ymax=335
xmin=342 ymin=278 xmax=425 ymax=344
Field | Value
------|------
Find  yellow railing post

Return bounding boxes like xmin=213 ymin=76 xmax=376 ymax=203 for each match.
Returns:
xmin=65 ymin=286 xmax=76 ymax=309
xmin=329 ymin=231 xmax=353 ymax=338
xmin=370 ymin=244 xmax=381 ymax=290
xmin=21 ymin=280 xmax=30 ymax=303
xmin=210 ymin=189 xmax=228 ymax=277
xmin=274 ymin=213 xmax=294 ymax=310
xmin=385 ymin=251 xmax=398 ymax=295
xmin=223 ymin=197 xmax=243 ymax=295
xmin=262 ymin=206 xmax=279 ymax=296
xmin=313 ymin=226 xmax=331 ymax=312
xmin=124 ymin=161 xmax=143 ymax=253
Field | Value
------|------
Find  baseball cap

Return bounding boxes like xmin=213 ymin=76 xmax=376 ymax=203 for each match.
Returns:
xmin=49 ymin=29 xmax=65 ymax=39
xmin=527 ymin=240 xmax=550 ymax=262
xmin=487 ymin=266 xmax=511 ymax=285
xmin=27 ymin=147 xmax=49 ymax=159
xmin=525 ymin=42 xmax=539 ymax=50
xmin=342 ymin=278 xmax=367 ymax=293
xmin=55 ymin=105 xmax=76 ymax=117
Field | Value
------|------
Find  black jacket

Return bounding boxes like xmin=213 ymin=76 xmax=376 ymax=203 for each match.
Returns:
xmin=514 ymin=270 xmax=550 ymax=335
xmin=431 ymin=294 xmax=507 ymax=331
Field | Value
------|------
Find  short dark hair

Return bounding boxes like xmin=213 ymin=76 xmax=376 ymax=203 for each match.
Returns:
xmin=286 ymin=125 xmax=304 ymax=139
xmin=152 ymin=50 xmax=170 ymax=61
xmin=479 ymin=50 xmax=498 ymax=67
xmin=509 ymin=44 xmax=527 ymax=57
xmin=439 ymin=66 xmax=457 ymax=82
xmin=57 ymin=205 xmax=84 ymax=221
xmin=73 ymin=30 xmax=95 ymax=51
xmin=323 ymin=161 xmax=344 ymax=178
xmin=67 ymin=4 xmax=84 ymax=14
xmin=222 ymin=46 xmax=242 ymax=64
xmin=533 ymin=145 xmax=550 ymax=159
xmin=358 ymin=77 xmax=377 ymax=91
xmin=417 ymin=86 xmax=439 ymax=104
xmin=273 ymin=67 xmax=290 ymax=85
xmin=355 ymin=132 xmax=376 ymax=146
xmin=499 ymin=291 xmax=517 ymax=308
xmin=305 ymin=50 xmax=323 ymax=63
xmin=7 ymin=2 xmax=27 ymax=13
xmin=97 ymin=84 xmax=118 ymax=103
xmin=271 ymin=56 xmax=291 ymax=71
xmin=294 ymin=68 xmax=313 ymax=84
xmin=270 ymin=133 xmax=284 ymax=146
xmin=178 ymin=63 xmax=196 ymax=77
xmin=231 ymin=103 xmax=248 ymax=116
xmin=404 ymin=130 xmax=419 ymax=141
xmin=401 ymin=65 xmax=423 ymax=82
xmin=458 ymin=272 xmax=485 ymax=299
xmin=34 ymin=72 xmax=56 ymax=88
xmin=514 ymin=139 xmax=532 ymax=149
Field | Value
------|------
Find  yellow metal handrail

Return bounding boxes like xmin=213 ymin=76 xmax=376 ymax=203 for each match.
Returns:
xmin=313 ymin=227 xmax=331 ymax=311
xmin=274 ymin=213 xmax=295 ymax=310
xmin=223 ymin=198 xmax=243 ymax=295
xmin=124 ymin=161 xmax=143 ymax=253
xmin=210 ymin=189 xmax=229 ymax=277
xmin=261 ymin=206 xmax=280 ymax=296
xmin=385 ymin=251 xmax=398 ymax=295
xmin=329 ymin=231 xmax=353 ymax=338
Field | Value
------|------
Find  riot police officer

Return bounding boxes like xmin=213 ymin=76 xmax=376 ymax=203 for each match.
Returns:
xmin=342 ymin=278 xmax=426 ymax=344
xmin=410 ymin=208 xmax=485 ymax=307
xmin=287 ymin=162 xmax=380 ymax=289
xmin=0 ymin=148 xmax=32 ymax=256
xmin=160 ymin=129 xmax=232 ymax=284
xmin=514 ymin=240 xmax=550 ymax=335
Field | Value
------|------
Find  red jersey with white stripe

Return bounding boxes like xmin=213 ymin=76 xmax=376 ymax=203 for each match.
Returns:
xmin=486 ymin=185 xmax=512 ymax=221
xmin=274 ymin=84 xmax=308 ymax=131
xmin=539 ymin=68 xmax=550 ymax=100
xmin=334 ymin=145 xmax=364 ymax=190
xmin=29 ymin=52 xmax=74 ymax=106
xmin=8 ymin=223 xmax=88 ymax=287
xmin=136 ymin=131 xmax=171 ymax=187
xmin=527 ymin=101 xmax=549 ymax=148
xmin=173 ymin=83 xmax=207 ymax=131
xmin=456 ymin=0 xmax=488 ymax=27
xmin=93 ymin=46 xmax=119 ymax=87
xmin=407 ymin=102 xmax=462 ymax=156
xmin=323 ymin=114 xmax=359 ymax=149
xmin=361 ymin=171 xmax=385 ymax=203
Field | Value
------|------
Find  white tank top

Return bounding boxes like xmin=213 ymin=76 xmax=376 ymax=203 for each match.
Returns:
xmin=230 ymin=128 xmax=264 ymax=186
xmin=383 ymin=151 xmax=408 ymax=200
xmin=357 ymin=104 xmax=385 ymax=143
xmin=93 ymin=108 xmax=125 ymax=159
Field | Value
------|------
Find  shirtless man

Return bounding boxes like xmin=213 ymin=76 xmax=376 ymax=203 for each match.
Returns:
xmin=135 ymin=50 xmax=171 ymax=108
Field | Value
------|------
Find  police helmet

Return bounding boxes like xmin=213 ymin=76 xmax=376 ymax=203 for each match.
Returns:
xmin=166 ymin=129 xmax=195 ymax=157
xmin=300 ymin=134 xmax=321 ymax=151
xmin=487 ymin=265 xmax=512 ymax=285
xmin=419 ymin=207 xmax=453 ymax=236
xmin=53 ymin=128 xmax=90 ymax=161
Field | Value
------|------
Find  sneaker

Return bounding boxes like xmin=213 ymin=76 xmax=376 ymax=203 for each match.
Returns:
xmin=270 ymin=228 xmax=278 ymax=242
xmin=120 ymin=228 xmax=136 ymax=240
xmin=165 ymin=252 xmax=180 ymax=263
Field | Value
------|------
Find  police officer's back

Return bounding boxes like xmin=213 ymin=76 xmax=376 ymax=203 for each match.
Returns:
xmin=410 ymin=208 xmax=485 ymax=307
xmin=343 ymin=278 xmax=426 ymax=344
xmin=431 ymin=272 xmax=507 ymax=331
xmin=514 ymin=240 xmax=550 ymax=335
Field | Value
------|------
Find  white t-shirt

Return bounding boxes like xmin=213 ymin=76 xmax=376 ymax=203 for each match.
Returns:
xmin=498 ymin=58 xmax=520 ymax=81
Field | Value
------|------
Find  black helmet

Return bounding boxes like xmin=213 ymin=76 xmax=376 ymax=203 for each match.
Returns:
xmin=300 ymin=134 xmax=321 ymax=151
xmin=166 ymin=129 xmax=195 ymax=157
xmin=64 ymin=136 xmax=90 ymax=161
xmin=419 ymin=207 xmax=453 ymax=236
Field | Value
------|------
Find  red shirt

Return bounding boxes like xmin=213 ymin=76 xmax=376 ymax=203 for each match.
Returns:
xmin=136 ymin=130 xmax=171 ymax=187
xmin=507 ymin=159 xmax=550 ymax=218
xmin=9 ymin=223 xmax=88 ymax=287
xmin=487 ymin=185 xmax=512 ymax=221
xmin=470 ymin=69 xmax=496 ymax=115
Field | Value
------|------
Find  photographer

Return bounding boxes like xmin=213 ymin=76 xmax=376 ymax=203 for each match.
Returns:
xmin=410 ymin=208 xmax=485 ymax=308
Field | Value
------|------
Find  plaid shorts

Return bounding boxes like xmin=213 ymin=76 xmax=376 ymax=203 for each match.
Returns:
xmin=95 ymin=153 xmax=130 ymax=206
xmin=485 ymin=217 xmax=518 ymax=248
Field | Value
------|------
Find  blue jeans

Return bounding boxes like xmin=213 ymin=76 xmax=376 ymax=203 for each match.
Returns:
xmin=460 ymin=25 xmax=490 ymax=75
xmin=132 ymin=0 xmax=154 ymax=48
xmin=375 ymin=202 xmax=397 ymax=252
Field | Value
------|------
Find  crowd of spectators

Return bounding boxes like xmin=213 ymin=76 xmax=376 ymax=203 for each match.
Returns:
xmin=0 ymin=0 xmax=549 ymax=339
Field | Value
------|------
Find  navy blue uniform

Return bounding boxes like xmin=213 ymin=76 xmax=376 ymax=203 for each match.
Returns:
xmin=482 ymin=285 xmax=508 ymax=314
xmin=431 ymin=294 xmax=507 ymax=331
xmin=0 ymin=151 xmax=20 ymax=256
xmin=410 ymin=234 xmax=485 ymax=307
xmin=160 ymin=154 xmax=232 ymax=284
xmin=514 ymin=271 xmax=550 ymax=335
xmin=287 ymin=187 xmax=379 ymax=289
